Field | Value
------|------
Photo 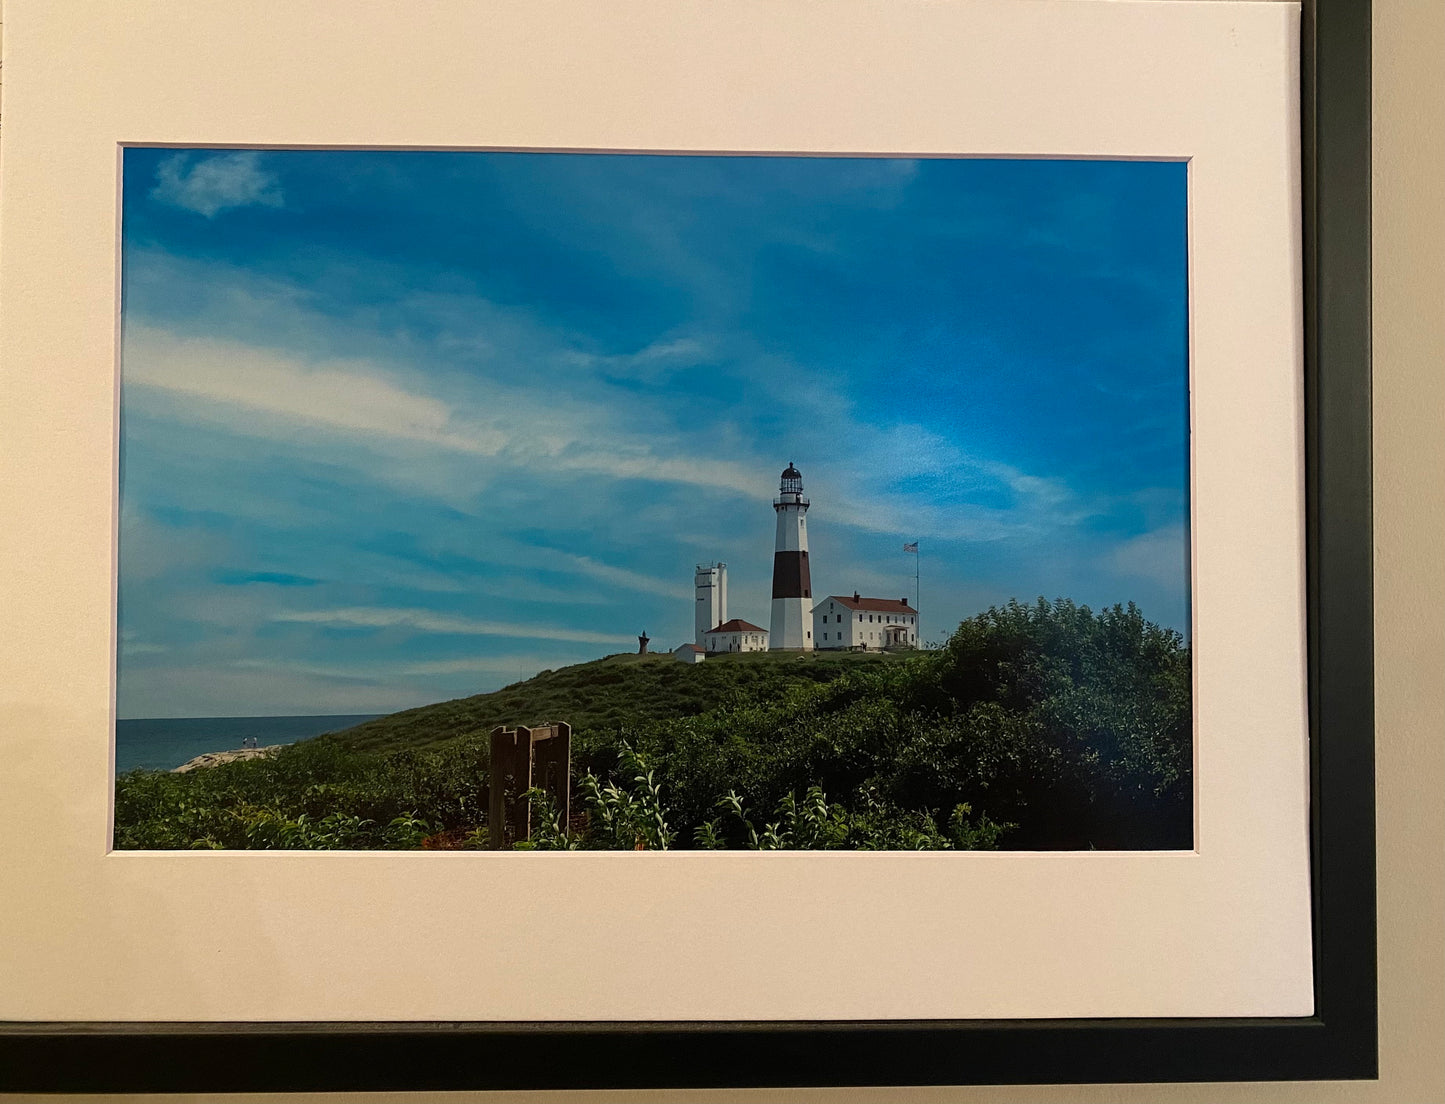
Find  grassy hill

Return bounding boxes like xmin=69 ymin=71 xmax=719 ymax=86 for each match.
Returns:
xmin=114 ymin=600 xmax=1193 ymax=851
xmin=323 ymin=648 xmax=915 ymax=754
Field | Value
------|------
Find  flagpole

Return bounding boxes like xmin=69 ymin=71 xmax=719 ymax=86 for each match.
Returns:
xmin=903 ymin=539 xmax=920 ymax=647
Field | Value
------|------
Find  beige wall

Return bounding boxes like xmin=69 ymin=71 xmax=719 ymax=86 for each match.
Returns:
xmin=3 ymin=0 xmax=1440 ymax=1099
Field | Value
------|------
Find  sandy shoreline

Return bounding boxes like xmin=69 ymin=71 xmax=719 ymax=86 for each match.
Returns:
xmin=171 ymin=745 xmax=286 ymax=773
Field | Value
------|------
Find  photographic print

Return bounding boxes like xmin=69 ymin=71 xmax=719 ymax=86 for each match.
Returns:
xmin=114 ymin=149 xmax=1191 ymax=852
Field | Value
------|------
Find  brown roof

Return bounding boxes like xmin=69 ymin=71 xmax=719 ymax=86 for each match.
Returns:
xmin=707 ymin=619 xmax=767 ymax=634
xmin=823 ymin=595 xmax=917 ymax=615
xmin=674 ymin=643 xmax=705 ymax=653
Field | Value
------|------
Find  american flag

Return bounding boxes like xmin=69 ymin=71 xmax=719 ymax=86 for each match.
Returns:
xmin=902 ymin=541 xmax=918 ymax=553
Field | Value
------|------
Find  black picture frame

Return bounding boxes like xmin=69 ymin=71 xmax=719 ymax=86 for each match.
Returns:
xmin=0 ymin=0 xmax=1374 ymax=1090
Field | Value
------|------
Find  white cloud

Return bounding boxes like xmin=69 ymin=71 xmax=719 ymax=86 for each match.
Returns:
xmin=117 ymin=650 xmax=601 ymax=717
xmin=117 ymin=662 xmax=434 ymax=718
xmin=122 ymin=261 xmax=1090 ymax=550
xmin=118 ymin=502 xmax=234 ymax=582
xmin=124 ymin=324 xmax=508 ymax=456
xmin=549 ymin=552 xmax=693 ymax=602
xmin=231 ymin=653 xmax=580 ymax=682
xmin=1108 ymin=525 xmax=1189 ymax=589
xmin=562 ymin=336 xmax=712 ymax=380
xmin=150 ymin=151 xmax=283 ymax=218
xmin=232 ymin=658 xmax=386 ymax=684
xmin=398 ymin=654 xmax=582 ymax=677
xmin=548 ymin=446 xmax=760 ymax=499
xmin=119 ymin=642 xmax=169 ymax=656
xmin=123 ymin=323 xmax=775 ymax=504
xmin=273 ymin=606 xmax=636 ymax=646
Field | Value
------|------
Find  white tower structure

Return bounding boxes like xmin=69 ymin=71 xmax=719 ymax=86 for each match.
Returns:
xmin=694 ymin=562 xmax=728 ymax=644
xmin=769 ymin=463 xmax=813 ymax=651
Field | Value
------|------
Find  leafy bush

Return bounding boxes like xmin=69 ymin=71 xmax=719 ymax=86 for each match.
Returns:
xmin=114 ymin=732 xmax=489 ymax=850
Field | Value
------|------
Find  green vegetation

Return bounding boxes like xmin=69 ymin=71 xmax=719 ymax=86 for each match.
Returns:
xmin=114 ymin=599 xmax=1192 ymax=851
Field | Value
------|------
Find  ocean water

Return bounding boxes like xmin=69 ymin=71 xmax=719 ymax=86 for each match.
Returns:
xmin=114 ymin=715 xmax=383 ymax=774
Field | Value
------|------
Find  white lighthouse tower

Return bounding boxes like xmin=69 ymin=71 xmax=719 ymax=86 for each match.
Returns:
xmin=769 ymin=462 xmax=813 ymax=651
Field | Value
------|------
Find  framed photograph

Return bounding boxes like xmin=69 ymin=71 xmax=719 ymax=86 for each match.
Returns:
xmin=107 ymin=146 xmax=1195 ymax=858
xmin=0 ymin=0 xmax=1373 ymax=1091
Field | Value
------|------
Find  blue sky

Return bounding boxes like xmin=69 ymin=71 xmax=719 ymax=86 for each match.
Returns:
xmin=117 ymin=150 xmax=1188 ymax=718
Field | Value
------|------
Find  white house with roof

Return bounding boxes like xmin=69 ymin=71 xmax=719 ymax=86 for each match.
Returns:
xmin=672 ymin=642 xmax=706 ymax=664
xmin=812 ymin=592 xmax=919 ymax=650
xmin=703 ymin=618 xmax=770 ymax=654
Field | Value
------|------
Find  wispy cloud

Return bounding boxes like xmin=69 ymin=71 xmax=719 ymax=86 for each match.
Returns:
xmin=150 ymin=151 xmax=283 ymax=217
xmin=232 ymin=658 xmax=387 ymax=684
xmin=215 ymin=570 xmax=320 ymax=587
xmin=120 ymin=642 xmax=169 ymax=656
xmin=116 ymin=662 xmax=438 ymax=717
xmin=124 ymin=315 xmax=1081 ymax=545
xmin=124 ymin=325 xmax=509 ymax=456
xmin=123 ymin=320 xmax=783 ymax=507
xmin=273 ymin=606 xmax=637 ymax=646
xmin=230 ymin=652 xmax=581 ymax=683
xmin=549 ymin=553 xmax=693 ymax=602
xmin=1107 ymin=525 xmax=1189 ymax=590
xmin=562 ymin=336 xmax=713 ymax=381
xmin=399 ymin=655 xmax=579 ymax=677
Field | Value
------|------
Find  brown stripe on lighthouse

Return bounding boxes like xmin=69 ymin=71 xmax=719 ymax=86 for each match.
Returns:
xmin=772 ymin=550 xmax=811 ymax=599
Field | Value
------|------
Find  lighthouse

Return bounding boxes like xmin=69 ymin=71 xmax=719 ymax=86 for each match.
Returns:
xmin=769 ymin=462 xmax=813 ymax=650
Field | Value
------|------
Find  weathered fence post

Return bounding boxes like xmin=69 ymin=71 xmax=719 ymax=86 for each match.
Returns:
xmin=487 ymin=722 xmax=571 ymax=849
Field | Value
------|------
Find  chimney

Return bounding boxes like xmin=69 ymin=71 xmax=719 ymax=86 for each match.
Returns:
xmin=853 ymin=591 xmax=860 ymax=603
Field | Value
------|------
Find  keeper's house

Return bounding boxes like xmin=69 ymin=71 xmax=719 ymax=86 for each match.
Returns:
xmin=703 ymin=619 xmax=769 ymax=655
xmin=812 ymin=593 xmax=919 ymax=650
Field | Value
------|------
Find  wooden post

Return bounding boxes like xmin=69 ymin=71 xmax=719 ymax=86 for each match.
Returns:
xmin=488 ymin=722 xmax=571 ymax=848
xmin=488 ymin=725 xmax=524 ymax=849
xmin=530 ymin=721 xmax=572 ymax=832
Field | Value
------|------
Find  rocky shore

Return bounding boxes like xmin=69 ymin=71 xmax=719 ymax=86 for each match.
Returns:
xmin=172 ymin=745 xmax=285 ymax=773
